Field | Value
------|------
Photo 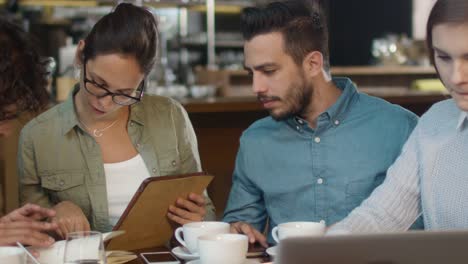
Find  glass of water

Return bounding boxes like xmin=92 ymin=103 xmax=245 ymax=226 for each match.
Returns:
xmin=63 ymin=231 xmax=106 ymax=264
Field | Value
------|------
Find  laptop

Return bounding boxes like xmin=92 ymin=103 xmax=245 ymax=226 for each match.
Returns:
xmin=277 ymin=230 xmax=468 ymax=264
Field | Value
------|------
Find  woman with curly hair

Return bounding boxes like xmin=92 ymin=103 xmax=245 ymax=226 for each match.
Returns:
xmin=0 ymin=18 xmax=49 ymax=137
xmin=0 ymin=18 xmax=58 ymax=249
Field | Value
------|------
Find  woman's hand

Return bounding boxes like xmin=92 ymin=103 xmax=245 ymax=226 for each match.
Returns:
xmin=0 ymin=221 xmax=57 ymax=247
xmin=51 ymin=201 xmax=90 ymax=238
xmin=0 ymin=204 xmax=58 ymax=247
xmin=1 ymin=203 xmax=56 ymax=223
xmin=167 ymin=192 xmax=206 ymax=225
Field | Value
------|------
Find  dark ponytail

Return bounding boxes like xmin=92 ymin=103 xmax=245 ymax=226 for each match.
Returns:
xmin=82 ymin=3 xmax=158 ymax=74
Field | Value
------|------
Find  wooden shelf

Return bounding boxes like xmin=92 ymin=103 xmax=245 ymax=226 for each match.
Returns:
xmin=182 ymin=90 xmax=448 ymax=113
xmin=196 ymin=66 xmax=437 ymax=77
xmin=17 ymin=0 xmax=98 ymax=7
xmin=3 ymin=0 xmax=252 ymax=10
xmin=194 ymin=66 xmax=439 ymax=98
xmin=181 ymin=39 xmax=243 ymax=48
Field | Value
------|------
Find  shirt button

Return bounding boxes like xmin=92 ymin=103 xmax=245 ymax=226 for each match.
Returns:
xmin=152 ymin=168 xmax=157 ymax=173
xmin=136 ymin=143 xmax=141 ymax=148
xmin=317 ymin=178 xmax=324 ymax=184
xmin=171 ymin=160 xmax=177 ymax=166
xmin=59 ymin=180 xmax=65 ymax=186
xmin=314 ymin=137 xmax=321 ymax=143
xmin=130 ymin=122 xmax=134 ymax=127
xmin=334 ymin=120 xmax=340 ymax=125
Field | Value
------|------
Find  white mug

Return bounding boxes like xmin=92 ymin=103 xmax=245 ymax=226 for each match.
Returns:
xmin=174 ymin=221 xmax=230 ymax=254
xmin=198 ymin=234 xmax=248 ymax=264
xmin=272 ymin=221 xmax=326 ymax=243
xmin=0 ymin=247 xmax=27 ymax=264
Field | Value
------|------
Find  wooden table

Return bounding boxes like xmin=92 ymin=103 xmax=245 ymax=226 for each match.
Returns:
xmin=127 ymin=247 xmax=169 ymax=264
xmin=127 ymin=246 xmax=271 ymax=264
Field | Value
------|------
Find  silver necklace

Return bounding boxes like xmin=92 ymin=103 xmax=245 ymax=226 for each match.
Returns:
xmin=79 ymin=118 xmax=118 ymax=137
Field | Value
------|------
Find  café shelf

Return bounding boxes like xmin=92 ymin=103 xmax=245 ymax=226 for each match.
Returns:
xmin=195 ymin=65 xmax=439 ymax=98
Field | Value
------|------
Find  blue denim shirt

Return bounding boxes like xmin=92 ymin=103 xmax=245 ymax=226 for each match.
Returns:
xmin=223 ymin=77 xmax=419 ymax=243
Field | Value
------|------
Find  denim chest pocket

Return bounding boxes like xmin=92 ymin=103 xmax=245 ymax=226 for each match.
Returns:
xmin=345 ymin=180 xmax=374 ymax=211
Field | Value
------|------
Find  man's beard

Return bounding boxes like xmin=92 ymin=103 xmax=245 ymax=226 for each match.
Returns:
xmin=261 ymin=78 xmax=312 ymax=121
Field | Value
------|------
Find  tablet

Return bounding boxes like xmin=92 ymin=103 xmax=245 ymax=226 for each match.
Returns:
xmin=106 ymin=172 xmax=213 ymax=251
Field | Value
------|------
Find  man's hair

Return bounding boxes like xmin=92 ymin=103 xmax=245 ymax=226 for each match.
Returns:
xmin=0 ymin=18 xmax=49 ymax=117
xmin=240 ymin=0 xmax=330 ymax=72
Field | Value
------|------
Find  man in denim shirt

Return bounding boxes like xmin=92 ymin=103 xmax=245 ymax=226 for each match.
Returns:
xmin=223 ymin=1 xmax=418 ymax=247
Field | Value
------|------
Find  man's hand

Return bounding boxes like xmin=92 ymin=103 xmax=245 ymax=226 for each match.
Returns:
xmin=167 ymin=192 xmax=206 ymax=225
xmin=51 ymin=201 xmax=90 ymax=239
xmin=230 ymin=221 xmax=268 ymax=248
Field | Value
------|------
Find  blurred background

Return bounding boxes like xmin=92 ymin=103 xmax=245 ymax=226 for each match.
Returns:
xmin=0 ymin=0 xmax=446 ymax=217
xmin=0 ymin=0 xmax=442 ymax=101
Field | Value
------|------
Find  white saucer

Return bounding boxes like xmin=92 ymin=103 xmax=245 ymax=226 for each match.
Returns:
xmin=186 ymin=259 xmax=260 ymax=264
xmin=171 ymin=246 xmax=199 ymax=261
xmin=266 ymin=246 xmax=278 ymax=257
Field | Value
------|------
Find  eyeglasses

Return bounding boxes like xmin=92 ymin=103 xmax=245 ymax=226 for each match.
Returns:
xmin=83 ymin=60 xmax=144 ymax=106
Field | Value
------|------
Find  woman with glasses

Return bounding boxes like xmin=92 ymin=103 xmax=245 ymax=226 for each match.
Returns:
xmin=18 ymin=3 xmax=215 ymax=237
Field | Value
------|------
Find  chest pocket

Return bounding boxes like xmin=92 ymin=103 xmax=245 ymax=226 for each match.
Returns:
xmin=345 ymin=171 xmax=385 ymax=210
xmin=41 ymin=172 xmax=86 ymax=205
xmin=42 ymin=172 xmax=84 ymax=190
xmin=345 ymin=180 xmax=374 ymax=211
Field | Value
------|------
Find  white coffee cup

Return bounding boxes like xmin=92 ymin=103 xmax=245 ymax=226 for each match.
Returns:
xmin=272 ymin=221 xmax=326 ymax=243
xmin=198 ymin=234 xmax=248 ymax=264
xmin=174 ymin=221 xmax=230 ymax=254
xmin=0 ymin=247 xmax=27 ymax=264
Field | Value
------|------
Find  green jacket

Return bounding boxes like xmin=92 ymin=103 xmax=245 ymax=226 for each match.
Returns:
xmin=18 ymin=91 xmax=215 ymax=231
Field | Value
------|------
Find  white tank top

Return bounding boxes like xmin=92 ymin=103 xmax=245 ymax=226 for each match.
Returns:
xmin=104 ymin=154 xmax=151 ymax=226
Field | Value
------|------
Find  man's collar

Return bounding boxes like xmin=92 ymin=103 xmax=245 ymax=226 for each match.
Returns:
xmin=325 ymin=77 xmax=357 ymax=122
xmin=287 ymin=77 xmax=357 ymax=129
xmin=456 ymin=111 xmax=468 ymax=131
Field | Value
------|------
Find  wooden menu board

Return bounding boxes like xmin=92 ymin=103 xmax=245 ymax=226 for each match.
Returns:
xmin=106 ymin=172 xmax=213 ymax=251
